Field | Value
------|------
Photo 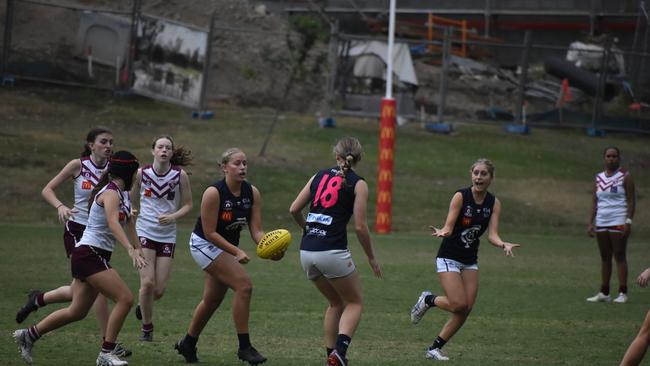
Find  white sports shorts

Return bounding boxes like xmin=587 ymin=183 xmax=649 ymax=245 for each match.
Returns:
xmin=300 ymin=249 xmax=356 ymax=280
xmin=189 ymin=232 xmax=224 ymax=269
xmin=436 ymin=257 xmax=479 ymax=273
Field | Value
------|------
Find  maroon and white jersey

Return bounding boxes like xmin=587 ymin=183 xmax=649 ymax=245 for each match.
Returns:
xmin=595 ymin=169 xmax=629 ymax=227
xmin=72 ymin=156 xmax=109 ymax=225
xmin=77 ymin=182 xmax=131 ymax=252
xmin=136 ymin=165 xmax=182 ymax=243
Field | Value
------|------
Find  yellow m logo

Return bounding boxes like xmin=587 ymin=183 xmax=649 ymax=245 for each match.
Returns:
xmin=381 ymin=105 xmax=396 ymax=119
xmin=377 ymin=191 xmax=392 ymax=204
xmin=380 ymin=149 xmax=393 ymax=161
xmin=376 ymin=212 xmax=391 ymax=225
xmin=378 ymin=170 xmax=392 ymax=182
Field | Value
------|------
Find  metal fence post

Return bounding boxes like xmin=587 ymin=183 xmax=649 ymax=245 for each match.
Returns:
xmin=198 ymin=10 xmax=216 ymax=112
xmin=1 ymin=0 xmax=15 ymax=77
xmin=591 ymin=38 xmax=611 ymax=133
xmin=322 ymin=20 xmax=339 ymax=121
xmin=514 ymin=31 xmax=531 ymax=125
xmin=124 ymin=0 xmax=141 ymax=90
xmin=436 ymin=27 xmax=451 ymax=123
xmin=484 ymin=0 xmax=491 ymax=37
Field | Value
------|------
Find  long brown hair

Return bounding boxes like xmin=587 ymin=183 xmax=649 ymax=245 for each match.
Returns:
xmin=81 ymin=126 xmax=112 ymax=157
xmin=152 ymin=135 xmax=193 ymax=167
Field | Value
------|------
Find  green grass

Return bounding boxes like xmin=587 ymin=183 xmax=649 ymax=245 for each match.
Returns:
xmin=0 ymin=85 xmax=649 ymax=365
xmin=1 ymin=225 xmax=649 ymax=365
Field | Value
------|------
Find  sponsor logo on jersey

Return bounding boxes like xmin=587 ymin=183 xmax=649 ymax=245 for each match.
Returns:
xmin=167 ymin=191 xmax=175 ymax=200
xmin=611 ymin=185 xmax=618 ymax=193
xmin=144 ymin=188 xmax=152 ymax=197
xmin=307 ymin=227 xmax=327 ymax=237
xmin=225 ymin=218 xmax=247 ymax=231
xmin=306 ymin=213 xmax=333 ymax=225
xmin=483 ymin=208 xmax=491 ymax=218
xmin=82 ymin=180 xmax=92 ymax=190
xmin=242 ymin=197 xmax=251 ymax=209
xmin=224 ymin=200 xmax=233 ymax=209
xmin=460 ymin=225 xmax=481 ymax=248
xmin=462 ymin=217 xmax=472 ymax=226
xmin=221 ymin=210 xmax=233 ymax=221
xmin=464 ymin=206 xmax=472 ymax=217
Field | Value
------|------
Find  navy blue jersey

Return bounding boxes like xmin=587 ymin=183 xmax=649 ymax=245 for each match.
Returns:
xmin=300 ymin=167 xmax=363 ymax=251
xmin=437 ymin=187 xmax=495 ymax=264
xmin=193 ymin=179 xmax=254 ymax=246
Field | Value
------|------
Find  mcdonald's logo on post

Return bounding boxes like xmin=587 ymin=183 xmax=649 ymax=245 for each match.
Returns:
xmin=376 ymin=212 xmax=391 ymax=226
xmin=377 ymin=191 xmax=392 ymax=204
xmin=381 ymin=104 xmax=396 ymax=119
xmin=378 ymin=169 xmax=392 ymax=182
xmin=380 ymin=128 xmax=395 ymax=140
xmin=380 ymin=149 xmax=393 ymax=161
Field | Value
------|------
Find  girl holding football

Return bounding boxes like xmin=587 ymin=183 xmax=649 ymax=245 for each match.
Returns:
xmin=175 ymin=148 xmax=268 ymax=365
xmin=409 ymin=158 xmax=521 ymax=361
xmin=15 ymin=127 xmax=131 ymax=357
xmin=586 ymin=146 xmax=635 ymax=304
xmin=14 ymin=151 xmax=146 ymax=366
xmin=290 ymin=136 xmax=382 ymax=366
xmin=131 ymin=135 xmax=193 ymax=341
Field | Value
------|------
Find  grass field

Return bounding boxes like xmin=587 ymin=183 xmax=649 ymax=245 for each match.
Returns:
xmin=1 ymin=226 xmax=649 ymax=365
xmin=1 ymin=85 xmax=649 ymax=365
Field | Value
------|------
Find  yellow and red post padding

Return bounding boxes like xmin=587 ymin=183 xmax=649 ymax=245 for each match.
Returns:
xmin=376 ymin=97 xmax=396 ymax=234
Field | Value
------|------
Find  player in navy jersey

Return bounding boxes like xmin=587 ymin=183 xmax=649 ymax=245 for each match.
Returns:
xmin=13 ymin=151 xmax=147 ymax=366
xmin=290 ymin=137 xmax=382 ymax=366
xmin=15 ymin=127 xmax=131 ymax=357
xmin=586 ymin=147 xmax=635 ymax=304
xmin=620 ymin=266 xmax=650 ymax=365
xmin=410 ymin=159 xmax=521 ymax=361
xmin=175 ymin=148 xmax=268 ymax=365
xmin=131 ymin=135 xmax=193 ymax=341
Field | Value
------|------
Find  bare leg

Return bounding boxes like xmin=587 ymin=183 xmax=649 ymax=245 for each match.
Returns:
xmin=87 ymin=269 xmax=134 ymax=343
xmin=42 ymin=281 xmax=73 ymax=304
xmin=35 ymin=279 xmax=97 ymax=335
xmin=327 ymin=272 xmax=364 ymax=338
xmin=434 ymin=270 xmax=479 ymax=342
xmin=596 ymin=232 xmax=613 ymax=292
xmin=187 ymin=272 xmax=228 ymax=337
xmin=93 ymin=294 xmax=109 ymax=338
xmin=620 ymin=310 xmax=650 ymax=366
xmin=313 ymin=276 xmax=344 ymax=349
xmin=204 ymin=253 xmax=253 ymax=333
xmin=138 ymin=248 xmax=158 ymax=325
xmin=610 ymin=232 xmax=628 ymax=293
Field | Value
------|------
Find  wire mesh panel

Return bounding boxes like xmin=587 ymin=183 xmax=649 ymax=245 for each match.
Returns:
xmin=4 ymin=0 xmax=132 ymax=89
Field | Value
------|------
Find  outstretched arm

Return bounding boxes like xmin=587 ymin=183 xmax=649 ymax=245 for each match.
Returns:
xmin=430 ymin=192 xmax=463 ymax=237
xmin=487 ymin=198 xmax=521 ymax=256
